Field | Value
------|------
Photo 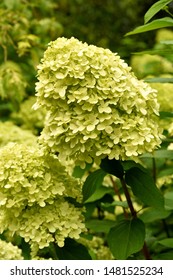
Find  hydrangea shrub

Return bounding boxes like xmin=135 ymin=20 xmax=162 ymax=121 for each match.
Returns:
xmin=0 ymin=143 xmax=85 ymax=249
xmin=34 ymin=37 xmax=162 ymax=167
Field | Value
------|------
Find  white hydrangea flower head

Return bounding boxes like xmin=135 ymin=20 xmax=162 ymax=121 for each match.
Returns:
xmin=0 ymin=143 xmax=85 ymax=249
xmin=35 ymin=37 xmax=162 ymax=167
xmin=0 ymin=239 xmax=23 ymax=260
xmin=1 ymin=199 xmax=85 ymax=249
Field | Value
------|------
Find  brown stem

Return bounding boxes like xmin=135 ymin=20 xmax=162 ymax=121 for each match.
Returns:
xmin=120 ymin=176 xmax=137 ymax=218
xmin=142 ymin=242 xmax=152 ymax=260
xmin=120 ymin=176 xmax=152 ymax=260
xmin=110 ymin=175 xmax=128 ymax=218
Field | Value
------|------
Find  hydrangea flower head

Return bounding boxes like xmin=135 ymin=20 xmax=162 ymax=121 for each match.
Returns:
xmin=151 ymin=82 xmax=173 ymax=112
xmin=131 ymin=54 xmax=173 ymax=79
xmin=0 ymin=143 xmax=85 ymax=248
xmin=34 ymin=37 xmax=162 ymax=167
xmin=0 ymin=61 xmax=26 ymax=110
xmin=0 ymin=239 xmax=23 ymax=260
xmin=0 ymin=121 xmax=37 ymax=147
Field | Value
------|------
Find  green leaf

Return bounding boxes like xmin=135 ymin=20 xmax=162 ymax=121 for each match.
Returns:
xmin=85 ymin=185 xmax=113 ymax=203
xmin=86 ymin=219 xmax=115 ymax=233
xmin=140 ymin=149 xmax=173 ymax=159
xmin=72 ymin=162 xmax=92 ymax=178
xmin=132 ymin=49 xmax=173 ymax=56
xmin=159 ymin=111 xmax=173 ymax=118
xmin=82 ymin=169 xmax=106 ymax=202
xmin=55 ymin=238 xmax=92 ymax=260
xmin=164 ymin=192 xmax=173 ymax=210
xmin=145 ymin=78 xmax=173 ymax=83
xmin=144 ymin=0 xmax=172 ymax=24
xmin=125 ymin=167 xmax=164 ymax=209
xmin=4 ymin=0 xmax=21 ymax=9
xmin=20 ymin=238 xmax=31 ymax=260
xmin=139 ymin=207 xmax=170 ymax=223
xmin=126 ymin=17 xmax=173 ymax=36
xmin=107 ymin=218 xmax=145 ymax=260
xmin=100 ymin=157 xmax=124 ymax=179
xmin=122 ymin=160 xmax=146 ymax=172
xmin=158 ymin=168 xmax=173 ymax=178
xmin=156 ymin=252 xmax=173 ymax=260
xmin=101 ymin=200 xmax=128 ymax=208
xmin=158 ymin=238 xmax=173 ymax=248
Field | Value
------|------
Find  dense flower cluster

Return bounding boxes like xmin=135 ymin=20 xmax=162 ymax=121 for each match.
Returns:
xmin=0 ymin=61 xmax=26 ymax=107
xmin=0 ymin=121 xmax=37 ymax=147
xmin=0 ymin=239 xmax=23 ymax=260
xmin=79 ymin=236 xmax=113 ymax=260
xmin=156 ymin=28 xmax=173 ymax=43
xmin=34 ymin=37 xmax=162 ymax=167
xmin=131 ymin=54 xmax=173 ymax=79
xmin=168 ymin=122 xmax=173 ymax=137
xmin=0 ymin=143 xmax=85 ymax=248
xmin=151 ymin=83 xmax=173 ymax=112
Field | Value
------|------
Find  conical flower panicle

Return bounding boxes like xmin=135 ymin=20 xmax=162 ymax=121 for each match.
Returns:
xmin=35 ymin=37 xmax=162 ymax=167
xmin=0 ymin=143 xmax=85 ymax=249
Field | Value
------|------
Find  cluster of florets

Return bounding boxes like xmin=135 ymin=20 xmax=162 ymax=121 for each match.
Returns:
xmin=0 ymin=239 xmax=23 ymax=260
xmin=131 ymin=54 xmax=173 ymax=79
xmin=151 ymin=83 xmax=173 ymax=112
xmin=0 ymin=121 xmax=37 ymax=147
xmin=79 ymin=236 xmax=113 ymax=260
xmin=156 ymin=28 xmax=173 ymax=43
xmin=0 ymin=61 xmax=26 ymax=107
xmin=34 ymin=37 xmax=162 ymax=167
xmin=168 ymin=122 xmax=173 ymax=137
xmin=0 ymin=143 xmax=85 ymax=248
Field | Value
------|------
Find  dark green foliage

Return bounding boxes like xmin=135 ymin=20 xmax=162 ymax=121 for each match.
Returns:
xmin=54 ymin=239 xmax=92 ymax=260
xmin=100 ymin=157 xmax=124 ymax=179
xmin=107 ymin=218 xmax=145 ymax=260
xmin=125 ymin=167 xmax=164 ymax=209
xmin=82 ymin=169 xmax=107 ymax=202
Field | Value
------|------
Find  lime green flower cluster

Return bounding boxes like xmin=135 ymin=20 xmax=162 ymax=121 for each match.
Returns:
xmin=0 ymin=61 xmax=26 ymax=109
xmin=131 ymin=54 xmax=173 ymax=79
xmin=0 ymin=239 xmax=23 ymax=260
xmin=79 ymin=236 xmax=113 ymax=260
xmin=151 ymin=83 xmax=173 ymax=112
xmin=11 ymin=96 xmax=46 ymax=135
xmin=156 ymin=28 xmax=173 ymax=43
xmin=35 ymin=37 xmax=162 ymax=167
xmin=0 ymin=143 xmax=85 ymax=249
xmin=168 ymin=123 xmax=173 ymax=137
xmin=0 ymin=121 xmax=37 ymax=147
